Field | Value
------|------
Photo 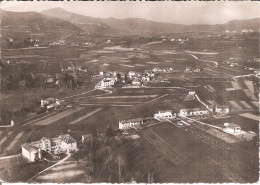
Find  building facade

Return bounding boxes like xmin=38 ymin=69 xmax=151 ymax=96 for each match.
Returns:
xmin=154 ymin=110 xmax=173 ymax=119
xmin=96 ymin=77 xmax=117 ymax=89
xmin=119 ymin=118 xmax=144 ymax=130
xmin=22 ymin=134 xmax=78 ymax=162
xmin=21 ymin=143 xmax=42 ymax=162
xmin=215 ymin=105 xmax=230 ymax=114
xmin=179 ymin=108 xmax=209 ymax=116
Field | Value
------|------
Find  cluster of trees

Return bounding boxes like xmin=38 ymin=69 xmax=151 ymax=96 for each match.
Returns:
xmin=1 ymin=37 xmax=48 ymax=49
xmin=62 ymin=72 xmax=79 ymax=89
xmin=2 ymin=68 xmax=80 ymax=91
xmin=72 ymin=125 xmax=157 ymax=183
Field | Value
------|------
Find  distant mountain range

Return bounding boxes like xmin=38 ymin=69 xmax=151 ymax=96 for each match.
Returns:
xmin=2 ymin=8 xmax=260 ymax=36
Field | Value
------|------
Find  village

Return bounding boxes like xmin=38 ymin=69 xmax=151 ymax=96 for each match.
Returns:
xmin=0 ymin=3 xmax=259 ymax=183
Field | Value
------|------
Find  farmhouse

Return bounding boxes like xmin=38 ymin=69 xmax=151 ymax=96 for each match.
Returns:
xmin=154 ymin=110 xmax=173 ymax=119
xmin=21 ymin=144 xmax=42 ymax=162
xmin=222 ymin=123 xmax=242 ymax=135
xmin=179 ymin=108 xmax=209 ymax=116
xmin=22 ymin=134 xmax=78 ymax=162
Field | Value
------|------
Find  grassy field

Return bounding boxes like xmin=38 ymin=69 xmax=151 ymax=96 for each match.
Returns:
xmin=137 ymin=122 xmax=259 ymax=182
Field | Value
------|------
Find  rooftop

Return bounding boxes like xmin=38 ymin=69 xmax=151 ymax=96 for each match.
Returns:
xmin=22 ymin=143 xmax=38 ymax=152
xmin=63 ymin=138 xmax=77 ymax=144
xmin=120 ymin=118 xmax=144 ymax=124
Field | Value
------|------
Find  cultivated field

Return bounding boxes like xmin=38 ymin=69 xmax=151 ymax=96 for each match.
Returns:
xmin=138 ymin=122 xmax=258 ymax=182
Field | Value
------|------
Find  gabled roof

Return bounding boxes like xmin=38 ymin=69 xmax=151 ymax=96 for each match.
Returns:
xmin=22 ymin=143 xmax=38 ymax=152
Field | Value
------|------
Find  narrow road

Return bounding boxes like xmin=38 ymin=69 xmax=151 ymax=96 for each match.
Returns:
xmin=27 ymin=153 xmax=71 ymax=182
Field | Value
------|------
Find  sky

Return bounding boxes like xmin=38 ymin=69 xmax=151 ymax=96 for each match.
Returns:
xmin=1 ymin=1 xmax=260 ymax=25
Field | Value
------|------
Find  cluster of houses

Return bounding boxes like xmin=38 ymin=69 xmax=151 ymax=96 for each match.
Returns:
xmin=41 ymin=97 xmax=65 ymax=110
xmin=160 ymin=36 xmax=190 ymax=43
xmin=119 ymin=103 xmax=230 ymax=130
xmin=62 ymin=65 xmax=87 ymax=73
xmin=21 ymin=134 xmax=78 ymax=162
xmin=49 ymin=40 xmax=66 ymax=46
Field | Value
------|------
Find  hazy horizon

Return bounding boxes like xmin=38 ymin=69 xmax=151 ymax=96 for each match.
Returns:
xmin=1 ymin=1 xmax=260 ymax=25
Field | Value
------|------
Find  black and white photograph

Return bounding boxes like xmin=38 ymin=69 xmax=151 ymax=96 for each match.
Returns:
xmin=0 ymin=1 xmax=259 ymax=183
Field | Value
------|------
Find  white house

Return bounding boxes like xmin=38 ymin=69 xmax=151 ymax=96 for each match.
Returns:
xmin=154 ymin=110 xmax=173 ymax=120
xmin=179 ymin=108 xmax=209 ymax=117
xmin=128 ymin=71 xmax=136 ymax=79
xmin=119 ymin=118 xmax=144 ymax=130
xmin=222 ymin=123 xmax=242 ymax=135
xmin=132 ymin=78 xmax=141 ymax=86
xmin=41 ymin=98 xmax=55 ymax=107
xmin=96 ymin=77 xmax=117 ymax=89
xmin=21 ymin=143 xmax=42 ymax=162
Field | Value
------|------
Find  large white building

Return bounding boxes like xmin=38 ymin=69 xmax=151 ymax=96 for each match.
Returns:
xmin=179 ymin=108 xmax=209 ymax=117
xmin=21 ymin=144 xmax=42 ymax=162
xmin=119 ymin=118 xmax=144 ymax=130
xmin=95 ymin=77 xmax=117 ymax=89
xmin=22 ymin=134 xmax=77 ymax=162
xmin=154 ymin=110 xmax=173 ymax=120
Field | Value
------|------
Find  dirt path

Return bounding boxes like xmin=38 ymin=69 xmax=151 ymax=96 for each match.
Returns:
xmin=27 ymin=153 xmax=71 ymax=182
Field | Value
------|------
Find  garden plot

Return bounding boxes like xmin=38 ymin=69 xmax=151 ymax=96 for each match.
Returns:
xmin=135 ymin=64 xmax=145 ymax=67
xmin=207 ymin=85 xmax=216 ymax=92
xmin=142 ymin=128 xmax=185 ymax=165
xmin=4 ymin=132 xmax=24 ymax=152
xmin=226 ymin=88 xmax=236 ymax=91
xmin=244 ymin=80 xmax=254 ymax=93
xmin=204 ymin=85 xmax=215 ymax=92
xmin=67 ymin=108 xmax=103 ymax=125
xmin=231 ymin=81 xmax=242 ymax=90
xmin=146 ymin=62 xmax=160 ymax=65
xmin=0 ymin=136 xmax=7 ymax=146
xmin=206 ymin=128 xmax=242 ymax=143
xmin=228 ymin=101 xmax=242 ymax=109
xmin=239 ymin=101 xmax=252 ymax=109
xmin=206 ymin=100 xmax=219 ymax=105
xmin=35 ymin=107 xmax=85 ymax=126
xmin=239 ymin=113 xmax=260 ymax=121
xmin=243 ymin=89 xmax=257 ymax=100
xmin=119 ymin=60 xmax=131 ymax=63
xmin=251 ymin=101 xmax=259 ymax=108
xmin=164 ymin=60 xmax=174 ymax=63
xmin=118 ymin=64 xmax=134 ymax=68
